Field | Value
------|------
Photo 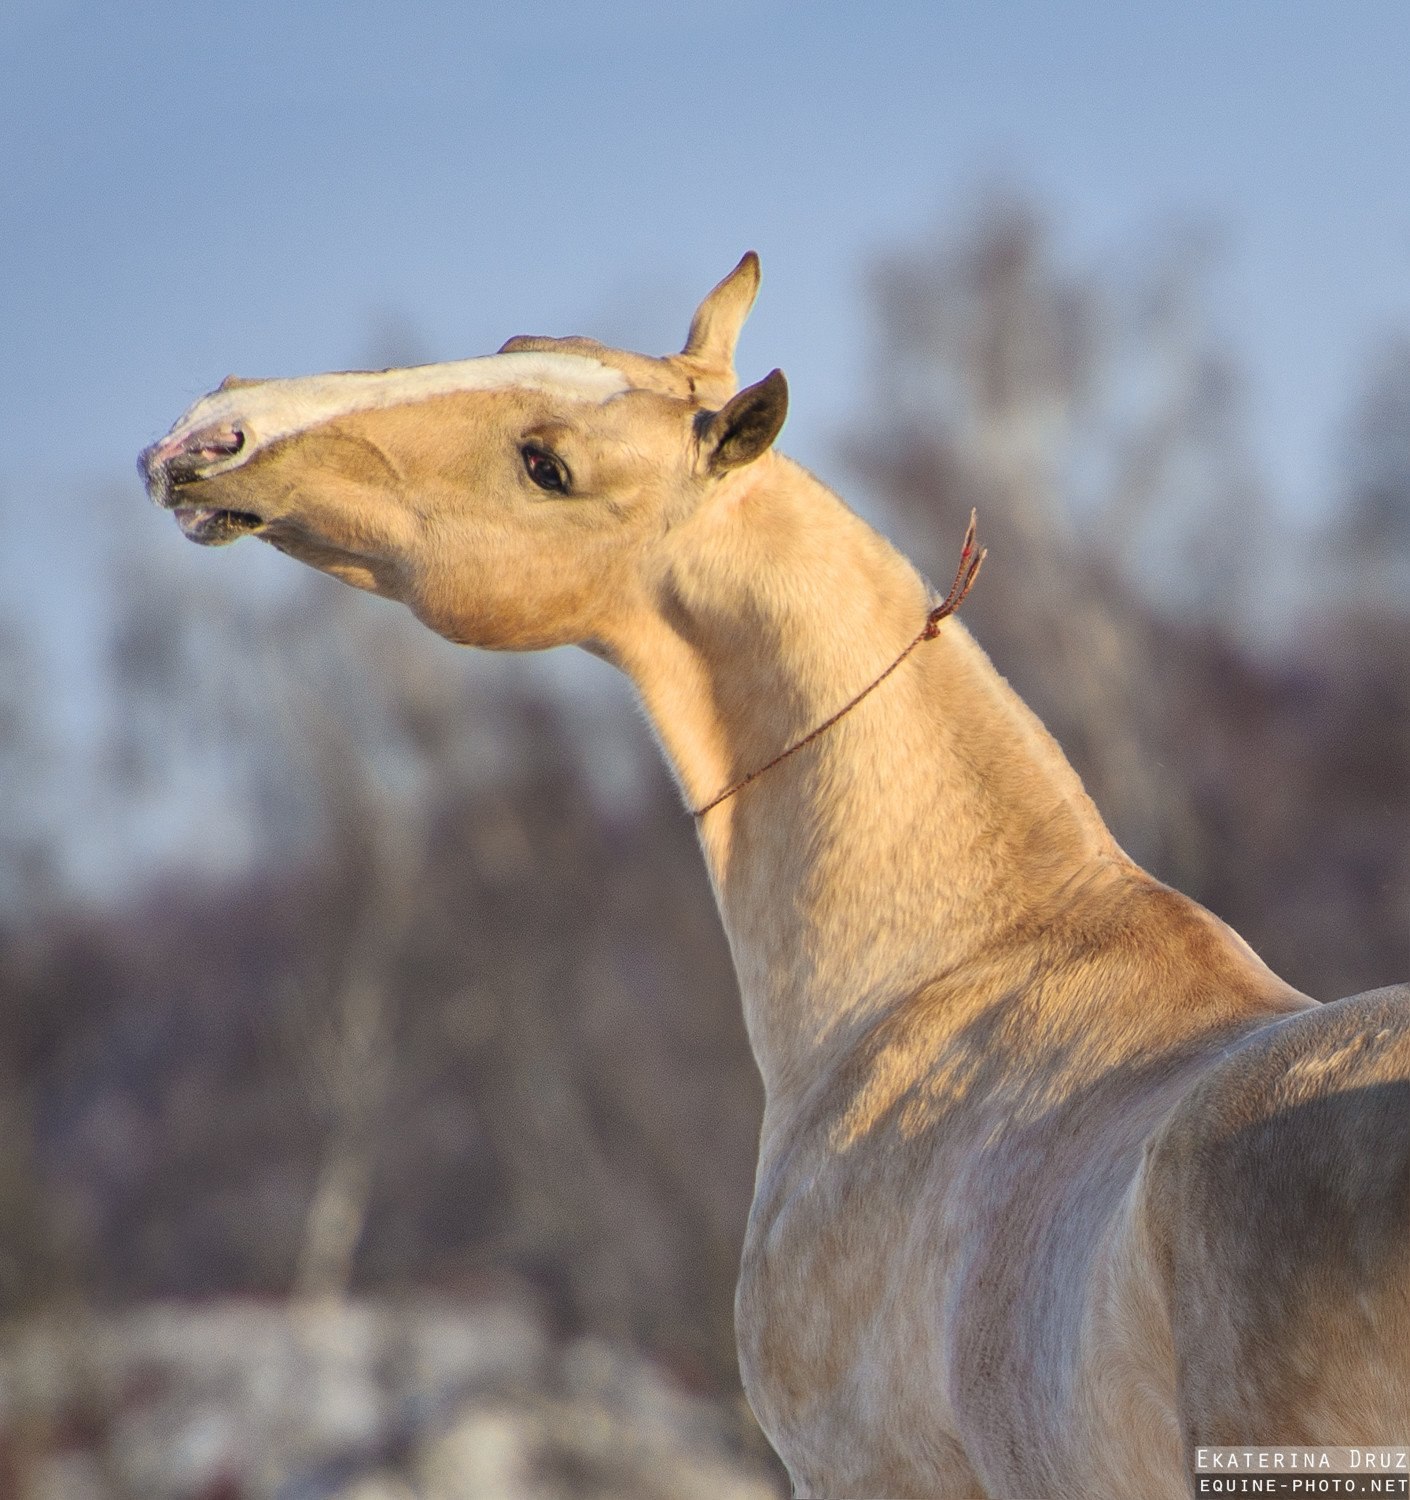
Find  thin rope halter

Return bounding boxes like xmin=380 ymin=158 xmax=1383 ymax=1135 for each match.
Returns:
xmin=692 ymin=510 xmax=987 ymax=820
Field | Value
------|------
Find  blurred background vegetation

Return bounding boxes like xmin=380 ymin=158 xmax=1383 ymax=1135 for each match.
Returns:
xmin=0 ymin=191 xmax=1406 ymax=1498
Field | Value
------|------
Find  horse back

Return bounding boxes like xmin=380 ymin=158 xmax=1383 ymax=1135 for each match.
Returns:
xmin=1142 ymin=984 xmax=1410 ymax=1450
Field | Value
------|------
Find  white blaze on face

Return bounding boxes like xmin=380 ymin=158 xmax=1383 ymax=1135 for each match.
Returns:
xmin=163 ymin=352 xmax=632 ymax=477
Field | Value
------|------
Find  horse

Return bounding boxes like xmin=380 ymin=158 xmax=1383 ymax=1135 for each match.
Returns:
xmin=140 ymin=254 xmax=1410 ymax=1498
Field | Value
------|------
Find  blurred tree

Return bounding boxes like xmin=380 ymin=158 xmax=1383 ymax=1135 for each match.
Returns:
xmin=1336 ymin=331 xmax=1410 ymax=605
xmin=858 ymin=193 xmax=1268 ymax=604
xmin=0 ymin=596 xmax=75 ymax=1322
xmin=848 ymin=192 xmax=1273 ymax=883
xmin=38 ymin=523 xmax=762 ymax=1402
xmin=0 ymin=618 xmax=58 ymax=921
xmin=847 ymin=192 xmax=1409 ymax=1001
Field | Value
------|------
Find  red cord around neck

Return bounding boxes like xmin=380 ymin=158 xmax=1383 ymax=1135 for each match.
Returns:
xmin=692 ymin=510 xmax=986 ymax=820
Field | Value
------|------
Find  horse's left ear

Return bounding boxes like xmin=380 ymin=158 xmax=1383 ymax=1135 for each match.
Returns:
xmin=698 ymin=368 xmax=789 ymax=473
xmin=682 ymin=252 xmax=761 ymax=370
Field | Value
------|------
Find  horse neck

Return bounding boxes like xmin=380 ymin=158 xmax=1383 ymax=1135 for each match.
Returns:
xmin=610 ymin=455 xmax=1120 ymax=1103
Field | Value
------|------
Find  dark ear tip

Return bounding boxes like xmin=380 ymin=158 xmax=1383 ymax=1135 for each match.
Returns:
xmin=756 ymin=368 xmax=789 ymax=420
xmin=724 ymin=251 xmax=761 ymax=295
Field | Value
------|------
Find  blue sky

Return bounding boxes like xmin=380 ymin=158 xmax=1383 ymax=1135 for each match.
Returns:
xmin=3 ymin=1 xmax=1408 ymax=507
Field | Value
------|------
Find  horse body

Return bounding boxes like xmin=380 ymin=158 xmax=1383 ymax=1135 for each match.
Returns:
xmin=733 ymin=799 xmax=1329 ymax=1498
xmin=139 ymin=254 xmax=1410 ymax=1497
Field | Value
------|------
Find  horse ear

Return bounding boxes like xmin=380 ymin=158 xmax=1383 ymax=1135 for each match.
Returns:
xmin=680 ymin=252 xmax=761 ymax=394
xmin=699 ymin=368 xmax=788 ymax=473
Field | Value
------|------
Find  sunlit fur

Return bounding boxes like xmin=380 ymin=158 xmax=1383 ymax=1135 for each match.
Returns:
xmin=157 ymin=351 xmax=632 ymax=478
xmin=142 ymin=254 xmax=1410 ymax=1498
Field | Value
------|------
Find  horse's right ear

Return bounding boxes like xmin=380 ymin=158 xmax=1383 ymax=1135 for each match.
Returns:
xmin=698 ymin=368 xmax=789 ymax=474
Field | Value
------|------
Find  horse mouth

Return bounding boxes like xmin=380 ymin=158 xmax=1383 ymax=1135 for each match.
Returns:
xmin=139 ymin=422 xmax=262 ymax=544
xmin=173 ymin=506 xmax=265 ymax=546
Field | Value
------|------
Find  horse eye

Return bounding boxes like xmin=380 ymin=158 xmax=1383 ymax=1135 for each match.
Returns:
xmin=522 ymin=445 xmax=570 ymax=494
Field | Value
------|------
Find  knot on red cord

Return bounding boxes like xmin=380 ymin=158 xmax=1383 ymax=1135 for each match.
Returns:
xmin=923 ymin=509 xmax=986 ymax=637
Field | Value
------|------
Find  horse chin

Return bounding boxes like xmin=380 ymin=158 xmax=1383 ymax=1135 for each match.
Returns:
xmin=173 ymin=506 xmax=264 ymax=546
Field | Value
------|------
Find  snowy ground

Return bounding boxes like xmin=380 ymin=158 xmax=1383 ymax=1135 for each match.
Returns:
xmin=1 ymin=1295 xmax=782 ymax=1499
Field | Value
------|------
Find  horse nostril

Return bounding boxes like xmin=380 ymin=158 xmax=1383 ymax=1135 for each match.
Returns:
xmin=166 ymin=423 xmax=246 ymax=485
xmin=192 ymin=425 xmax=245 ymax=463
xmin=139 ymin=422 xmax=248 ymax=502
